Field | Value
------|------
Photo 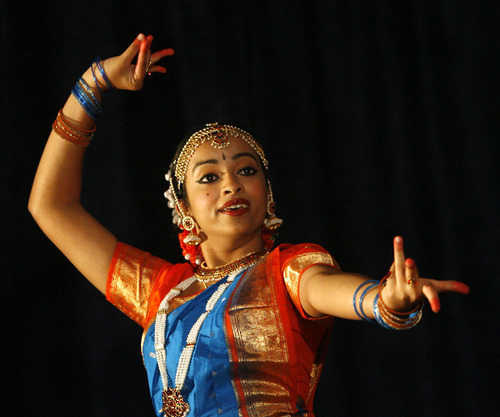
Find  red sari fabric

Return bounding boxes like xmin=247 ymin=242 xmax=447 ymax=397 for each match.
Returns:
xmin=106 ymin=242 xmax=339 ymax=416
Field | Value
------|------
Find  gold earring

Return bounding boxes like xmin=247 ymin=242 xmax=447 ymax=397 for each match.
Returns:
xmin=263 ymin=181 xmax=283 ymax=230
xmin=182 ymin=215 xmax=201 ymax=246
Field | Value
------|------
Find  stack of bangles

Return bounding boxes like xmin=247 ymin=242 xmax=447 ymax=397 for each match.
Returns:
xmin=353 ymin=277 xmax=423 ymax=330
xmin=53 ymin=58 xmax=113 ymax=147
xmin=52 ymin=109 xmax=96 ymax=147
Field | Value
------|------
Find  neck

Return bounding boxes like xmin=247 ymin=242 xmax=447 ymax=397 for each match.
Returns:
xmin=200 ymin=234 xmax=264 ymax=268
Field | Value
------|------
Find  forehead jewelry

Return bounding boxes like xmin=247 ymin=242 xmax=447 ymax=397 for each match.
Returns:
xmin=174 ymin=122 xmax=268 ymax=190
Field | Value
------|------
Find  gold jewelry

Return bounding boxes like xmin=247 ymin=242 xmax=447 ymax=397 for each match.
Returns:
xmin=407 ymin=277 xmax=418 ymax=286
xmin=195 ymin=249 xmax=268 ymax=282
xmin=263 ymin=180 xmax=283 ymax=230
xmin=181 ymin=215 xmax=201 ymax=246
xmin=146 ymin=60 xmax=152 ymax=73
xmin=155 ymin=254 xmax=264 ymax=416
xmin=174 ymin=123 xmax=268 ymax=190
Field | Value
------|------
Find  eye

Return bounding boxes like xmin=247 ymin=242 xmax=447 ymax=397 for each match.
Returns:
xmin=238 ymin=166 xmax=257 ymax=176
xmin=197 ymin=173 xmax=219 ymax=183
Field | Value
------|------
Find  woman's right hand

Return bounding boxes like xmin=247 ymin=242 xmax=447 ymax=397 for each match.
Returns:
xmin=29 ymin=34 xmax=174 ymax=295
xmin=94 ymin=33 xmax=174 ymax=92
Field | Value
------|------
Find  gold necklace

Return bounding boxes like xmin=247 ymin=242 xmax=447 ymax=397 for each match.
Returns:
xmin=195 ymin=249 xmax=268 ymax=283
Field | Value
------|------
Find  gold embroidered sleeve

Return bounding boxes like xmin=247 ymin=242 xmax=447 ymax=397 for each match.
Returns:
xmin=106 ymin=243 xmax=169 ymax=327
xmin=283 ymin=250 xmax=339 ymax=318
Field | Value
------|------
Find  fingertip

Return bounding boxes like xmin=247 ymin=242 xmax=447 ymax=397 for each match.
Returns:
xmin=139 ymin=39 xmax=149 ymax=53
xmin=394 ymin=236 xmax=403 ymax=245
xmin=430 ymin=299 xmax=441 ymax=313
xmin=453 ymin=281 xmax=470 ymax=294
xmin=133 ymin=33 xmax=146 ymax=48
xmin=405 ymin=258 xmax=415 ymax=267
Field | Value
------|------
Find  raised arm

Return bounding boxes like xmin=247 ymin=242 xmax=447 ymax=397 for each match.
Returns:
xmin=28 ymin=34 xmax=174 ymax=294
xmin=299 ymin=236 xmax=470 ymax=323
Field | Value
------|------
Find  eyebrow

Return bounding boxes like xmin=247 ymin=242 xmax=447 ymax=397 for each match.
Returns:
xmin=232 ymin=152 xmax=259 ymax=163
xmin=192 ymin=159 xmax=219 ymax=172
xmin=191 ymin=153 xmax=259 ymax=173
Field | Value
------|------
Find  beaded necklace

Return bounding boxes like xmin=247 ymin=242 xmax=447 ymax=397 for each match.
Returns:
xmin=194 ymin=249 xmax=268 ymax=282
xmin=154 ymin=249 xmax=268 ymax=417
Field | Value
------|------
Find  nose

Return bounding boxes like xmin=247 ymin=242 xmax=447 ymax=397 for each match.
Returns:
xmin=222 ymin=173 xmax=242 ymax=195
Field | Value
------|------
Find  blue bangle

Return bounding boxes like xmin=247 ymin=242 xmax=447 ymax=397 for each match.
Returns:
xmin=71 ymin=82 xmax=101 ymax=121
xmin=94 ymin=58 xmax=113 ymax=92
xmin=90 ymin=62 xmax=107 ymax=99
xmin=353 ymin=280 xmax=379 ymax=321
xmin=373 ymin=294 xmax=394 ymax=330
xmin=78 ymin=78 xmax=102 ymax=111
xmin=358 ymin=282 xmax=378 ymax=321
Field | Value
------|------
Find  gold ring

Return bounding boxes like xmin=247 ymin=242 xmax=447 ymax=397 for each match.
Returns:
xmin=407 ymin=277 xmax=418 ymax=286
xmin=146 ymin=60 xmax=152 ymax=74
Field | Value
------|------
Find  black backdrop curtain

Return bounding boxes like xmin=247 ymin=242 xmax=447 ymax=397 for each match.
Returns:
xmin=2 ymin=1 xmax=498 ymax=416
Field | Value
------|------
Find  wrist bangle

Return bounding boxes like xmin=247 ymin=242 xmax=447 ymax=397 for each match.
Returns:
xmin=93 ymin=58 xmax=113 ymax=94
xmin=353 ymin=280 xmax=379 ymax=322
xmin=72 ymin=81 xmax=101 ymax=121
xmin=379 ymin=277 xmax=422 ymax=316
xmin=373 ymin=280 xmax=424 ymax=330
xmin=52 ymin=109 xmax=95 ymax=147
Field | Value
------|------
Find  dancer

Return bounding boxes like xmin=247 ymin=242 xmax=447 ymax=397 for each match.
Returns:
xmin=29 ymin=34 xmax=469 ymax=417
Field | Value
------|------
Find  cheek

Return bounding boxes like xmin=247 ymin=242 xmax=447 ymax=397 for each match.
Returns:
xmin=189 ymin=191 xmax=218 ymax=221
xmin=248 ymin=182 xmax=268 ymax=213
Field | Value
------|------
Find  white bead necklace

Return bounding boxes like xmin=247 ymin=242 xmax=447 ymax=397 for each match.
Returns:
xmin=154 ymin=255 xmax=265 ymax=417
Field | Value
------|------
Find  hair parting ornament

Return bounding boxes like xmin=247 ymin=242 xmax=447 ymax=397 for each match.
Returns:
xmin=164 ymin=122 xmax=282 ymax=266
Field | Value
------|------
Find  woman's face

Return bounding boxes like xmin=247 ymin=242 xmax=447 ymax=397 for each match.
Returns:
xmin=183 ymin=135 xmax=268 ymax=246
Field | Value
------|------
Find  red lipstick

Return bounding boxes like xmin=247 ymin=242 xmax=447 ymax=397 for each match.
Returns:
xmin=219 ymin=198 xmax=250 ymax=216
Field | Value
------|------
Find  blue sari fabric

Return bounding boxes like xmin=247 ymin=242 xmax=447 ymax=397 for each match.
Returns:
xmin=142 ymin=274 xmax=242 ymax=417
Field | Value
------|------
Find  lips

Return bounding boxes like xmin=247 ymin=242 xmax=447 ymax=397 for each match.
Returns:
xmin=219 ymin=198 xmax=250 ymax=215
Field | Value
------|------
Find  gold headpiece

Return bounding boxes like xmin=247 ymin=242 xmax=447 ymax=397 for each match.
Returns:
xmin=174 ymin=123 xmax=268 ymax=189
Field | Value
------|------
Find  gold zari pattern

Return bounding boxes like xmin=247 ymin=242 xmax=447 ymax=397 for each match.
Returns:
xmin=283 ymin=251 xmax=338 ymax=314
xmin=227 ymin=261 xmax=295 ymax=416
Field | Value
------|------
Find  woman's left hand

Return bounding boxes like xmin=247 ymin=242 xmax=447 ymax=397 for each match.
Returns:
xmin=380 ymin=236 xmax=470 ymax=313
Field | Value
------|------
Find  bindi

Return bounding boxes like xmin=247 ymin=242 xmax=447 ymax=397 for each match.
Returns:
xmin=222 ymin=153 xmax=227 ymax=160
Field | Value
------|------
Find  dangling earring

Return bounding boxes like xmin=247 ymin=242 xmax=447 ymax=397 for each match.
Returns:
xmin=263 ymin=180 xmax=283 ymax=231
xmin=181 ymin=215 xmax=201 ymax=246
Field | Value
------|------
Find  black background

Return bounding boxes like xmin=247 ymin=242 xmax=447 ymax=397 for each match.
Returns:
xmin=2 ymin=1 xmax=498 ymax=416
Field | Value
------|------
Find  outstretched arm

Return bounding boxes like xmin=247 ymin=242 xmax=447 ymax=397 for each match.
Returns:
xmin=28 ymin=34 xmax=174 ymax=294
xmin=299 ymin=236 xmax=470 ymax=321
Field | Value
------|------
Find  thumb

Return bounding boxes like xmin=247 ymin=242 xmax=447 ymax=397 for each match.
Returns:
xmin=121 ymin=33 xmax=146 ymax=62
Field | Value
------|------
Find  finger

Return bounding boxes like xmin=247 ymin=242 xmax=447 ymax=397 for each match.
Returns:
xmin=450 ymin=281 xmax=470 ymax=294
xmin=405 ymin=258 xmax=419 ymax=286
xmin=393 ymin=236 xmax=406 ymax=282
xmin=422 ymin=284 xmax=441 ymax=312
xmin=420 ymin=278 xmax=470 ymax=295
xmin=151 ymin=48 xmax=175 ymax=61
xmin=147 ymin=48 xmax=175 ymax=74
xmin=122 ymin=33 xmax=145 ymax=62
xmin=135 ymin=36 xmax=152 ymax=77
